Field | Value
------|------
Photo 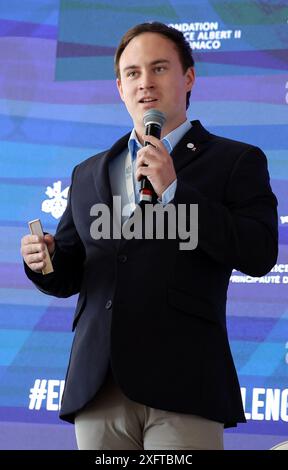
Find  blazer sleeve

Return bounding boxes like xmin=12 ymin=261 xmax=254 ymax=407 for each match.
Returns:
xmin=24 ymin=165 xmax=86 ymax=298
xmin=173 ymin=146 xmax=278 ymax=276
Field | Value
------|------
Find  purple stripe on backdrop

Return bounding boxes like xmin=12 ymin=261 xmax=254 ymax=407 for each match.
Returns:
xmin=0 ymin=38 xmax=286 ymax=105
xmin=0 ymin=19 xmax=57 ymax=40
xmin=0 ymin=266 xmax=75 ymax=306
xmin=0 ymin=420 xmax=76 ymax=450
xmin=194 ymin=75 xmax=286 ymax=104
xmin=0 ymin=263 xmax=33 ymax=289
xmin=0 ymin=304 xmax=72 ymax=332
xmin=193 ymin=49 xmax=288 ymax=70
xmin=0 ymin=406 xmax=64 ymax=425
xmin=33 ymin=306 xmax=72 ymax=332
xmin=226 ymin=419 xmax=288 ymax=437
xmin=0 ymin=221 xmax=57 ymax=230
xmin=0 ymin=38 xmax=119 ymax=104
xmin=57 ymin=41 xmax=115 ymax=58
xmin=279 ymin=227 xmax=287 ymax=246
xmin=228 ymin=282 xmax=287 ymax=302
xmin=0 ymin=178 xmax=71 ymax=186
xmin=0 ymin=78 xmax=119 ymax=104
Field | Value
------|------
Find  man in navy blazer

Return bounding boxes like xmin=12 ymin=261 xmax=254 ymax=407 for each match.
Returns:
xmin=21 ymin=22 xmax=278 ymax=449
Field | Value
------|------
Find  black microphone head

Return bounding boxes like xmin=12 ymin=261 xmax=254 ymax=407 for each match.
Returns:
xmin=143 ymin=109 xmax=166 ymax=129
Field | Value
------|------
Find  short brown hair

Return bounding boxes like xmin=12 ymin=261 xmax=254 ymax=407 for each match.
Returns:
xmin=114 ymin=22 xmax=194 ymax=109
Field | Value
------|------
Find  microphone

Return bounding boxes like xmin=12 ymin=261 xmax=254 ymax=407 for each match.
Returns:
xmin=140 ymin=109 xmax=166 ymax=203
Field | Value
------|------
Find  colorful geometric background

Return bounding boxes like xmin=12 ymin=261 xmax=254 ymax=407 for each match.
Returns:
xmin=0 ymin=0 xmax=287 ymax=449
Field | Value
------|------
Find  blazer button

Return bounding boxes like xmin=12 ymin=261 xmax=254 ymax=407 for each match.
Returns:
xmin=118 ymin=254 xmax=127 ymax=263
xmin=105 ymin=300 xmax=112 ymax=310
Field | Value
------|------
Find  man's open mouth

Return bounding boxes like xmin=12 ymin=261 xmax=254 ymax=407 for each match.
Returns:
xmin=139 ymin=98 xmax=158 ymax=103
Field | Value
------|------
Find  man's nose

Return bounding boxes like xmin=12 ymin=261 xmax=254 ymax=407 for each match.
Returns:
xmin=139 ymin=71 xmax=155 ymax=90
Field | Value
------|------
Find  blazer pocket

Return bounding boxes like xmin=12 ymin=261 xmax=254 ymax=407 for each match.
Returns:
xmin=167 ymin=287 xmax=218 ymax=324
xmin=72 ymin=291 xmax=87 ymax=331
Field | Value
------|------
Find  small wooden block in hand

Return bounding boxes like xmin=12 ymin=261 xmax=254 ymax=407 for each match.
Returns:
xmin=28 ymin=219 xmax=54 ymax=275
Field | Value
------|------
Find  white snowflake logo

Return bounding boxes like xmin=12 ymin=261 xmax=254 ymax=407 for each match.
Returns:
xmin=41 ymin=181 xmax=69 ymax=219
xmin=280 ymin=216 xmax=288 ymax=224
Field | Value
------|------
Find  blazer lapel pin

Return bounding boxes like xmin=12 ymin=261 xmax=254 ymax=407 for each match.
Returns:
xmin=187 ymin=142 xmax=197 ymax=151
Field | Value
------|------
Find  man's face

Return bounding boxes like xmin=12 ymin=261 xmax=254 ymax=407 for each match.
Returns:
xmin=117 ymin=32 xmax=195 ymax=137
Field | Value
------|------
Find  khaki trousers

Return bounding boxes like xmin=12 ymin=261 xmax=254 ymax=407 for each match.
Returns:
xmin=75 ymin=372 xmax=223 ymax=450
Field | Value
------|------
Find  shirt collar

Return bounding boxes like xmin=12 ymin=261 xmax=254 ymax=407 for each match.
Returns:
xmin=128 ymin=119 xmax=192 ymax=160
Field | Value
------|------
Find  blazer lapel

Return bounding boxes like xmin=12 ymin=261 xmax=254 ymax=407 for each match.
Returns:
xmin=93 ymin=132 xmax=130 ymax=207
xmin=172 ymin=120 xmax=212 ymax=174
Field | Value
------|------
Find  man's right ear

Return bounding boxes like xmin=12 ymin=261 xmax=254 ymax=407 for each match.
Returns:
xmin=116 ymin=78 xmax=125 ymax=102
xmin=185 ymin=67 xmax=195 ymax=92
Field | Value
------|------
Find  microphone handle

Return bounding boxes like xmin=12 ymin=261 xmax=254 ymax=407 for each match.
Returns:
xmin=140 ymin=123 xmax=161 ymax=202
xmin=144 ymin=123 xmax=161 ymax=141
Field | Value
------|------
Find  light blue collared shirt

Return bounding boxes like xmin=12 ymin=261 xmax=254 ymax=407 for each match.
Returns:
xmin=128 ymin=119 xmax=192 ymax=205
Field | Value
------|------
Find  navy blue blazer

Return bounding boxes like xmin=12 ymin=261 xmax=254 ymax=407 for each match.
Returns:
xmin=25 ymin=121 xmax=278 ymax=427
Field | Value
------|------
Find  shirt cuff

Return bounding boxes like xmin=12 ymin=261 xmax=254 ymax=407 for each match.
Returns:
xmin=158 ymin=179 xmax=177 ymax=205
